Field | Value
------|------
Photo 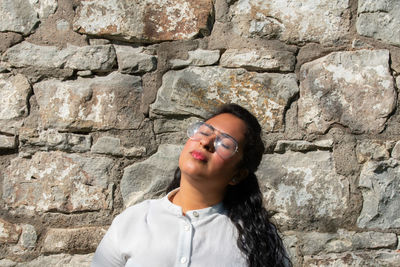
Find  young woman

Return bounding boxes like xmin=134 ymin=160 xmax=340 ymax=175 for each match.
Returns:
xmin=92 ymin=103 xmax=291 ymax=267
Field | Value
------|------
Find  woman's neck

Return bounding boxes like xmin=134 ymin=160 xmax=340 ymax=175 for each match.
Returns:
xmin=171 ymin=176 xmax=225 ymax=214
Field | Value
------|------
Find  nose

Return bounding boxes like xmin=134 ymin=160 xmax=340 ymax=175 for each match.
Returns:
xmin=199 ymin=134 xmax=215 ymax=152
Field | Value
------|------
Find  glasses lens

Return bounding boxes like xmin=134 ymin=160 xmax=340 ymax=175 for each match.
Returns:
xmin=215 ymin=136 xmax=237 ymax=159
xmin=187 ymin=122 xmax=212 ymax=140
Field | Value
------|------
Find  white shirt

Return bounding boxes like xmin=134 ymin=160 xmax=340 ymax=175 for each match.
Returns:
xmin=91 ymin=190 xmax=247 ymax=267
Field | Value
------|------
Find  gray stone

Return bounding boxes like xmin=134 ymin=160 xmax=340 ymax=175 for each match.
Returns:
xmin=220 ymin=49 xmax=295 ymax=71
xmin=0 ymin=0 xmax=39 ymax=35
xmin=0 ymin=74 xmax=31 ymax=120
xmin=356 ymin=140 xmax=390 ymax=163
xmin=31 ymin=0 xmax=58 ymax=19
xmin=0 ymin=218 xmax=21 ymax=244
xmin=122 ymin=146 xmax=147 ymax=157
xmin=91 ymin=136 xmax=123 ymax=156
xmin=170 ymin=49 xmax=220 ymax=69
xmin=0 ymin=135 xmax=17 ymax=149
xmin=114 ymin=45 xmax=157 ymax=74
xmin=303 ymin=250 xmax=400 ymax=266
xmin=65 ymin=45 xmax=116 ymax=72
xmin=10 ymin=224 xmax=37 ymax=254
xmin=3 ymin=151 xmax=114 ymax=213
xmin=229 ymin=0 xmax=351 ymax=44
xmin=42 ymin=227 xmax=106 ymax=253
xmin=33 ymin=72 xmax=143 ymax=131
xmin=357 ymin=159 xmax=400 ymax=229
xmin=274 ymin=140 xmax=333 ymax=153
xmin=392 ymin=141 xmax=400 ymax=159
xmin=12 ymin=253 xmax=94 ymax=267
xmin=301 ymin=229 xmax=397 ymax=255
xmin=3 ymin=42 xmax=116 ymax=72
xmin=77 ymin=70 xmax=93 ymax=77
xmin=121 ymin=144 xmax=183 ymax=207
xmin=2 ymin=42 xmax=75 ymax=69
xmin=0 ymin=32 xmax=23 ymax=54
xmin=73 ymin=0 xmax=214 ymax=42
xmin=298 ymin=50 xmax=396 ymax=134
xmin=357 ymin=0 xmax=400 ymax=46
xmin=257 ymin=151 xmax=350 ymax=229
xmin=150 ymin=66 xmax=298 ymax=133
xmin=0 ymin=74 xmax=31 ymax=135
xmin=19 ymin=129 xmax=92 ymax=153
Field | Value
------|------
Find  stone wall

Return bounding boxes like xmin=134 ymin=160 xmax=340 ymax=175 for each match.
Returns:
xmin=0 ymin=0 xmax=399 ymax=266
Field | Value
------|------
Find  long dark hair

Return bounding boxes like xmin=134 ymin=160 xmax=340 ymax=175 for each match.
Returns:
xmin=166 ymin=103 xmax=291 ymax=267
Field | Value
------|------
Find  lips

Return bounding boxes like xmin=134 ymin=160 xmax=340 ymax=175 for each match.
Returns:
xmin=191 ymin=150 xmax=207 ymax=162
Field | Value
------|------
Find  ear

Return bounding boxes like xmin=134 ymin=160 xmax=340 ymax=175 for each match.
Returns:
xmin=229 ymin=168 xmax=249 ymax=185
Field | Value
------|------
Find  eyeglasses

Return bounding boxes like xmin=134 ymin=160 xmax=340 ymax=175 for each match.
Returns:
xmin=187 ymin=122 xmax=239 ymax=159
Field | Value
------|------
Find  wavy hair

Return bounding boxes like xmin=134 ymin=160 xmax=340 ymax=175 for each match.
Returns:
xmin=166 ymin=103 xmax=291 ymax=267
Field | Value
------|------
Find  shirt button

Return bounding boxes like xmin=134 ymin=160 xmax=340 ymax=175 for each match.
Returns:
xmin=193 ymin=211 xmax=199 ymax=217
xmin=180 ymin=257 xmax=187 ymax=264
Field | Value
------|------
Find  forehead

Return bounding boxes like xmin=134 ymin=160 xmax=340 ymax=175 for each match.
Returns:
xmin=205 ymin=113 xmax=247 ymax=143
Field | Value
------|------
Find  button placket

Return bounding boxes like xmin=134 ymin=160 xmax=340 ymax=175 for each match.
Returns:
xmin=176 ymin=217 xmax=192 ymax=267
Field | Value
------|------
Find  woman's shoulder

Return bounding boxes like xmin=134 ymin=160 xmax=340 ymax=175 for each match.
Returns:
xmin=113 ymin=198 xmax=162 ymax=225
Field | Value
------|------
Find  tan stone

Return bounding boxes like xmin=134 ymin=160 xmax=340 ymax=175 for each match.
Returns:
xmin=42 ymin=227 xmax=107 ymax=253
xmin=3 ymin=151 xmax=114 ymax=213
xmin=0 ymin=219 xmax=21 ymax=244
xmin=33 ymin=72 xmax=143 ymax=131
xmin=73 ymin=0 xmax=213 ymax=42
xmin=299 ymin=50 xmax=396 ymax=134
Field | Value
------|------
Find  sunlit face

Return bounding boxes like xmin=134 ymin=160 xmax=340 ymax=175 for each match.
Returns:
xmin=178 ymin=113 xmax=247 ymax=192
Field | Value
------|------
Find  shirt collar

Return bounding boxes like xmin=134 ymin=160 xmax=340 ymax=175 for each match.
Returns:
xmin=162 ymin=188 xmax=225 ymax=220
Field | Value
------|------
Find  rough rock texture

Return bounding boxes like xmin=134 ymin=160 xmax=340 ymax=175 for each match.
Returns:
xmin=357 ymin=159 xmax=400 ymax=229
xmin=298 ymin=50 xmax=396 ymax=134
xmin=33 ymin=72 xmax=143 ymax=131
xmin=114 ymin=45 xmax=157 ymax=74
xmin=0 ymin=74 xmax=31 ymax=135
xmin=303 ymin=250 xmax=400 ymax=266
xmin=220 ymin=49 xmax=295 ymax=71
xmin=42 ymin=227 xmax=107 ymax=253
xmin=1 ymin=0 xmax=400 ymax=265
xmin=357 ymin=0 xmax=400 ymax=47
xmin=121 ymin=144 xmax=182 ymax=207
xmin=73 ymin=0 xmax=214 ymax=43
xmin=170 ymin=49 xmax=220 ymax=69
xmin=229 ymin=0 xmax=351 ymax=44
xmin=3 ymin=151 xmax=114 ymax=213
xmin=258 ymin=150 xmax=350 ymax=230
xmin=3 ymin=42 xmax=116 ymax=72
xmin=150 ymin=66 xmax=299 ymax=132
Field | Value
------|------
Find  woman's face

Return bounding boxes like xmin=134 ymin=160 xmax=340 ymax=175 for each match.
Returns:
xmin=178 ymin=113 xmax=247 ymax=192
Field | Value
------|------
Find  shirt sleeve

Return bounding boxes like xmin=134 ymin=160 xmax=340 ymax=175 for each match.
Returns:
xmin=91 ymin=216 xmax=126 ymax=267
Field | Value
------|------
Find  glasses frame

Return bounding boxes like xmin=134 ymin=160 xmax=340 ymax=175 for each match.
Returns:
xmin=187 ymin=121 xmax=239 ymax=159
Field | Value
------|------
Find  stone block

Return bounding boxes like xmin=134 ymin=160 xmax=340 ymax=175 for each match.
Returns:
xmin=8 ymin=253 xmax=94 ymax=267
xmin=0 ymin=219 xmax=21 ymax=244
xmin=42 ymin=227 xmax=106 ymax=253
xmin=357 ymin=0 xmax=400 ymax=46
xmin=3 ymin=151 xmax=114 ymax=213
xmin=10 ymin=224 xmax=37 ymax=254
xmin=33 ymin=72 xmax=143 ymax=131
xmin=91 ymin=136 xmax=123 ymax=156
xmin=0 ymin=32 xmax=23 ymax=54
xmin=229 ymin=0 xmax=350 ymax=44
xmin=73 ymin=0 xmax=214 ymax=42
xmin=356 ymin=140 xmax=390 ymax=163
xmin=0 ymin=74 xmax=31 ymax=121
xmin=357 ymin=159 xmax=400 ymax=229
xmin=257 ymin=151 xmax=350 ymax=230
xmin=0 ymin=135 xmax=16 ymax=149
xmin=150 ymin=66 xmax=298 ymax=133
xmin=170 ymin=49 xmax=220 ymax=69
xmin=3 ymin=42 xmax=116 ymax=72
xmin=392 ymin=141 xmax=400 ymax=159
xmin=299 ymin=50 xmax=396 ymax=134
xmin=0 ymin=0 xmax=39 ymax=35
xmin=220 ymin=49 xmax=295 ymax=71
xmin=303 ymin=250 xmax=400 ymax=266
xmin=121 ymin=144 xmax=183 ymax=207
xmin=114 ymin=45 xmax=157 ymax=74
xmin=274 ymin=140 xmax=333 ymax=153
